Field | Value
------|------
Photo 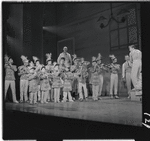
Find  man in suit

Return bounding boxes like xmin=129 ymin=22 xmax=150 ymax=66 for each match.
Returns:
xmin=129 ymin=45 xmax=142 ymax=90
xmin=57 ymin=46 xmax=72 ymax=66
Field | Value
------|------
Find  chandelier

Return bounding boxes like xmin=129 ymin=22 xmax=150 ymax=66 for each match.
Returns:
xmin=97 ymin=3 xmax=130 ymax=29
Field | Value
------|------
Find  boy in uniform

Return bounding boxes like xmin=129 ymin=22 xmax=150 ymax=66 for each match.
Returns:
xmin=18 ymin=55 xmax=30 ymax=103
xmin=4 ymin=55 xmax=18 ymax=103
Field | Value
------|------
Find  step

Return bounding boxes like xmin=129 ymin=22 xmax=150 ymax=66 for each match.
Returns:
xmin=131 ymin=90 xmax=142 ymax=102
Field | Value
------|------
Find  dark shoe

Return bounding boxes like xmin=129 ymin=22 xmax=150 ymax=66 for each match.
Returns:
xmin=127 ymin=96 xmax=131 ymax=99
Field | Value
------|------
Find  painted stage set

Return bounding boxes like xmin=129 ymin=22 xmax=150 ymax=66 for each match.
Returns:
xmin=5 ymin=96 xmax=142 ymax=126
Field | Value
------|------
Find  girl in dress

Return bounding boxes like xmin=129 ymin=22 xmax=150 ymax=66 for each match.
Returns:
xmin=28 ymin=66 xmax=39 ymax=105
xmin=51 ymin=63 xmax=63 ymax=103
xmin=62 ymin=63 xmax=74 ymax=102
xmin=39 ymin=65 xmax=51 ymax=104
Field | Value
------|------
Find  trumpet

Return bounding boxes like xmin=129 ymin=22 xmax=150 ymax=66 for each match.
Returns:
xmin=104 ymin=63 xmax=120 ymax=69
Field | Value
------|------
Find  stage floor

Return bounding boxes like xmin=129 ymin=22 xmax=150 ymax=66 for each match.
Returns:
xmin=5 ymin=97 xmax=142 ymax=126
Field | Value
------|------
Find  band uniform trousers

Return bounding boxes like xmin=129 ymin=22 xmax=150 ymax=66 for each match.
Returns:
xmin=63 ymin=92 xmax=72 ymax=101
xmin=78 ymin=82 xmax=88 ymax=99
xmin=92 ymin=84 xmax=99 ymax=100
xmin=41 ymin=91 xmax=49 ymax=103
xmin=20 ymin=79 xmax=28 ymax=101
xmin=131 ymin=60 xmax=141 ymax=89
xmin=5 ymin=80 xmax=17 ymax=102
xmin=29 ymin=92 xmax=37 ymax=103
xmin=125 ymin=72 xmax=131 ymax=96
xmin=110 ymin=73 xmax=118 ymax=96
xmin=54 ymin=88 xmax=60 ymax=103
xmin=37 ymin=85 xmax=41 ymax=101
xmin=98 ymin=74 xmax=103 ymax=97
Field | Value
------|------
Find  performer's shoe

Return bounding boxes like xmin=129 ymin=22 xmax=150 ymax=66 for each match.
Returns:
xmin=25 ymin=100 xmax=29 ymax=103
xmin=44 ymin=101 xmax=48 ymax=104
xmin=19 ymin=100 xmax=23 ymax=103
xmin=114 ymin=96 xmax=119 ymax=99
xmin=93 ymin=98 xmax=98 ymax=101
xmin=85 ymin=98 xmax=88 ymax=101
xmin=79 ymin=98 xmax=83 ymax=102
xmin=29 ymin=102 xmax=33 ymax=105
xmin=132 ymin=88 xmax=136 ymax=91
xmin=110 ymin=96 xmax=114 ymax=99
xmin=98 ymin=97 xmax=102 ymax=100
xmin=61 ymin=100 xmax=66 ymax=102
xmin=14 ymin=101 xmax=19 ymax=103
xmin=41 ymin=101 xmax=44 ymax=104
xmin=72 ymin=97 xmax=75 ymax=101
xmin=127 ymin=96 xmax=131 ymax=99
xmin=69 ymin=100 xmax=74 ymax=102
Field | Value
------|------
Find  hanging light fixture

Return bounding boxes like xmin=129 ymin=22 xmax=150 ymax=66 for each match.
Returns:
xmin=97 ymin=3 xmax=130 ymax=29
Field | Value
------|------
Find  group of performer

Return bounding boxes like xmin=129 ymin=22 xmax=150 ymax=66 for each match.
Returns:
xmin=4 ymin=45 xmax=142 ymax=104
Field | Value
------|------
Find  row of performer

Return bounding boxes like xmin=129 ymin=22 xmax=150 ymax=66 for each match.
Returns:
xmin=4 ymin=45 xmax=142 ymax=104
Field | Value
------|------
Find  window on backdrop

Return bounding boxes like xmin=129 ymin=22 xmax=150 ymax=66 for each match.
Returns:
xmin=109 ymin=5 xmax=139 ymax=50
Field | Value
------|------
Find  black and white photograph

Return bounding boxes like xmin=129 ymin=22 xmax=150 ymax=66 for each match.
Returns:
xmin=2 ymin=1 xmax=150 ymax=141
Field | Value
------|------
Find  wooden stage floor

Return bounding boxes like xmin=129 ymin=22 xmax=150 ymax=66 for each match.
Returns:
xmin=5 ymin=97 xmax=142 ymax=126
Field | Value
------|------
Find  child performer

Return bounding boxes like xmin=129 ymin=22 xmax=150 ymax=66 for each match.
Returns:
xmin=51 ymin=63 xmax=63 ymax=103
xmin=58 ymin=57 xmax=66 ymax=101
xmin=71 ymin=54 xmax=79 ymax=100
xmin=91 ymin=57 xmax=100 ymax=101
xmin=76 ymin=58 xmax=89 ymax=102
xmin=45 ymin=53 xmax=53 ymax=102
xmin=28 ymin=64 xmax=39 ymax=105
xmin=122 ymin=55 xmax=132 ymax=99
xmin=62 ymin=63 xmax=74 ymax=102
xmin=39 ymin=65 xmax=51 ymax=104
xmin=109 ymin=55 xmax=120 ymax=99
xmin=96 ymin=53 xmax=107 ymax=100
xmin=4 ymin=55 xmax=18 ymax=103
xmin=33 ymin=56 xmax=42 ymax=102
xmin=18 ymin=55 xmax=30 ymax=103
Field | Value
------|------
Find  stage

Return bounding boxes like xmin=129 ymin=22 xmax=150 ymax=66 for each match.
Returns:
xmin=5 ymin=96 xmax=142 ymax=126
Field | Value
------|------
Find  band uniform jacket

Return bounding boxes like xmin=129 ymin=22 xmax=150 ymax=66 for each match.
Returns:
xmin=91 ymin=71 xmax=100 ymax=86
xmin=76 ymin=68 xmax=88 ymax=84
xmin=62 ymin=71 xmax=74 ymax=92
xmin=51 ymin=71 xmax=63 ymax=88
xmin=97 ymin=64 xmax=106 ymax=75
xmin=35 ymin=64 xmax=42 ymax=85
xmin=110 ymin=63 xmax=120 ymax=74
xmin=59 ymin=65 xmax=66 ymax=73
xmin=71 ymin=65 xmax=79 ymax=93
xmin=18 ymin=65 xmax=29 ymax=80
xmin=5 ymin=63 xmax=17 ymax=81
xmin=45 ymin=65 xmax=53 ymax=73
xmin=28 ymin=72 xmax=39 ymax=93
xmin=39 ymin=72 xmax=51 ymax=91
